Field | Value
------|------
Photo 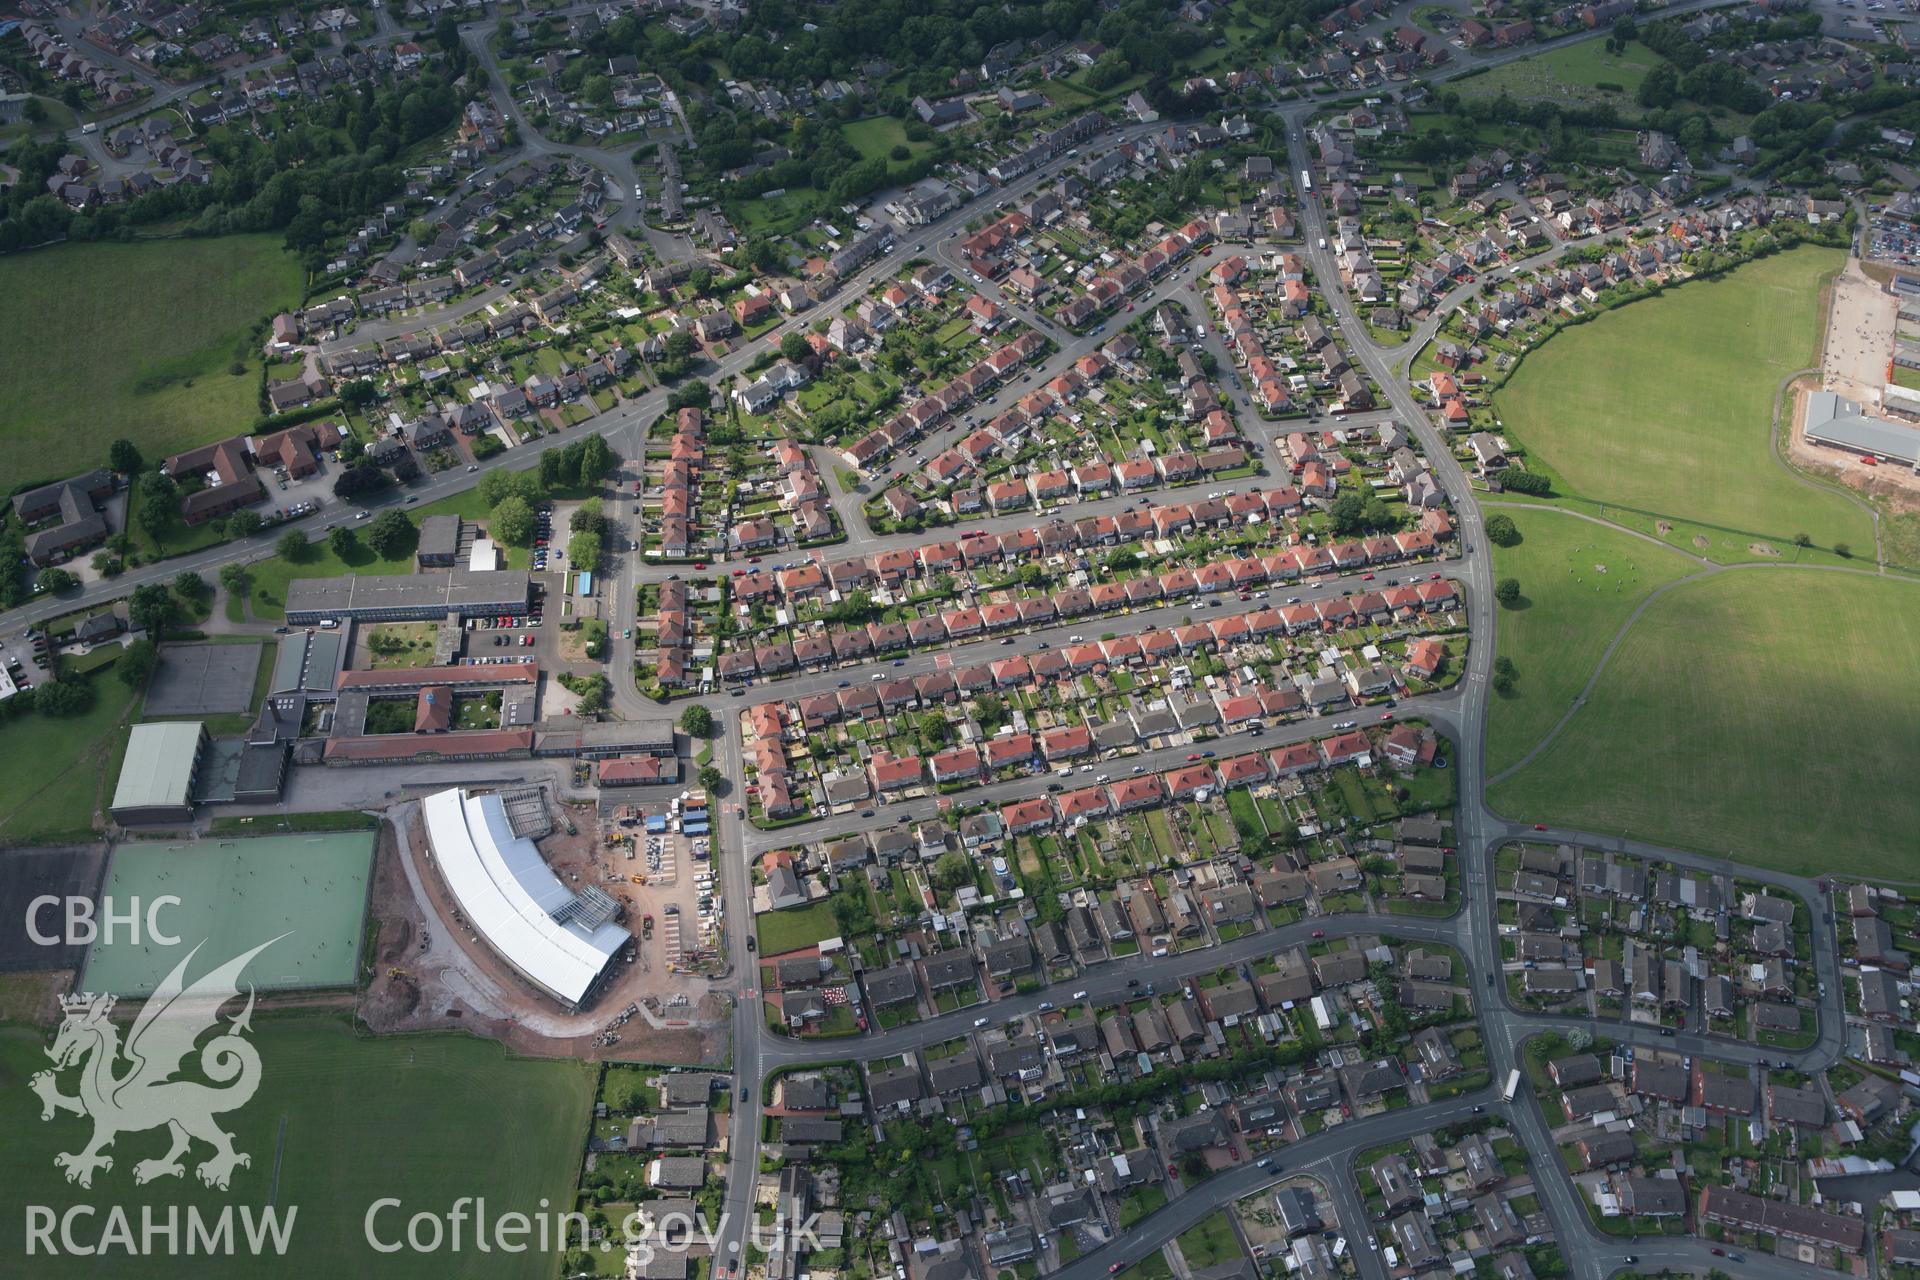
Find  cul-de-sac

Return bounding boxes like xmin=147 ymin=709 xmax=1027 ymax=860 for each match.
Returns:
xmin=2 ymin=0 xmax=1919 ymax=1274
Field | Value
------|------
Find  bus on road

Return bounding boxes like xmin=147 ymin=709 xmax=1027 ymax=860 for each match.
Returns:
xmin=1299 ymin=169 xmax=1312 ymax=193
xmin=1502 ymin=1069 xmax=1522 ymax=1103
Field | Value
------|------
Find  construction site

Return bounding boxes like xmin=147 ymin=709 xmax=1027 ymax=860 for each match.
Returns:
xmin=358 ymin=783 xmax=732 ymax=1065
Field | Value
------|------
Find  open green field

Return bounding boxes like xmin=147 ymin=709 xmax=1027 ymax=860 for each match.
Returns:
xmin=1488 ymin=570 xmax=1920 ymax=876
xmin=79 ymin=833 xmax=375 ymax=995
xmin=0 ymin=1015 xmax=593 ymax=1279
xmin=0 ymin=236 xmax=305 ymax=484
xmin=1485 ymin=508 xmax=1699 ymax=776
xmin=1495 ymin=247 xmax=1871 ymax=555
xmin=1455 ymin=39 xmax=1662 ymax=105
xmin=0 ymin=670 xmax=139 ymax=845
xmin=842 ymin=116 xmax=934 ymax=164
xmin=730 ymin=187 xmax=823 ymax=237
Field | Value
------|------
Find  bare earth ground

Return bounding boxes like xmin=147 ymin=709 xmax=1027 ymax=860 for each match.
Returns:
xmin=1822 ymin=258 xmax=1899 ymax=403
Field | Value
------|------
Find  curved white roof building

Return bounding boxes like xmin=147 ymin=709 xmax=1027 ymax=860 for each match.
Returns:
xmin=421 ymin=787 xmax=626 ymax=1009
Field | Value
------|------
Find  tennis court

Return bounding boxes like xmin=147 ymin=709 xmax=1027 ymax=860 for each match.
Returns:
xmin=143 ymin=640 xmax=264 ymax=717
xmin=77 ymin=832 xmax=375 ymax=996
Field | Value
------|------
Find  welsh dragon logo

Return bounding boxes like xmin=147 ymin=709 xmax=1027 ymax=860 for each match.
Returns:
xmin=31 ymin=936 xmax=283 ymax=1191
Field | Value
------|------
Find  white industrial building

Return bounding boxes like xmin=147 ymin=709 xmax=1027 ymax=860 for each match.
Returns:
xmin=421 ymin=787 xmax=627 ymax=1009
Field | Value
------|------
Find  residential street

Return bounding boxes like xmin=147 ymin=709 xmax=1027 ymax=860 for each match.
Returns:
xmin=10 ymin=5 xmax=1846 ymax=1275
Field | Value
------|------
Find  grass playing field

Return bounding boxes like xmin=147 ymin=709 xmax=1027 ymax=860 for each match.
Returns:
xmin=78 ymin=833 xmax=375 ymax=996
xmin=1487 ymin=569 xmax=1920 ymax=876
xmin=1484 ymin=506 xmax=1699 ymax=777
xmin=0 ymin=236 xmax=305 ymax=485
xmin=1454 ymin=39 xmax=1662 ymax=106
xmin=0 ymin=669 xmax=140 ymax=846
xmin=1494 ymin=246 xmax=1872 ymax=556
xmin=0 ymin=1015 xmax=593 ymax=1279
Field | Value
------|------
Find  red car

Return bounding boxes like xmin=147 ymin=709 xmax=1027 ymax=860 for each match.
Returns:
xmin=1710 ymin=1250 xmax=1725 ymax=1258
xmin=1311 ymin=929 xmax=1325 ymax=939
xmin=1361 ymin=573 xmax=1374 ymax=581
xmin=1533 ymin=823 xmax=1548 ymax=831
xmin=732 ymin=568 xmax=746 ymax=576
xmin=1379 ymin=711 xmax=1393 ymax=721
xmin=1110 ymin=1267 xmax=1123 ymax=1276
xmin=748 ymin=556 xmax=761 ymax=564
xmin=1186 ymin=753 xmax=1202 ymax=761
xmin=1167 ymin=1162 xmax=1179 ymax=1177
xmin=1429 ymin=571 xmax=1443 ymax=580
xmin=1227 ymin=1145 xmax=1239 ymax=1160
xmin=693 ymin=562 xmax=708 ymax=570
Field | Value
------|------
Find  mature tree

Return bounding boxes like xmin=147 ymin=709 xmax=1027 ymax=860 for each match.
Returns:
xmin=219 ymin=563 xmax=251 ymax=599
xmin=697 ymin=765 xmax=723 ymax=795
xmin=667 ymin=380 xmax=710 ymax=412
xmin=1500 ymin=470 xmax=1550 ymax=497
xmin=226 ymin=508 xmax=263 ymax=538
xmin=779 ymin=331 xmax=810 ymax=363
xmin=571 ymin=434 xmax=615 ymax=486
xmin=328 ymin=525 xmax=359 ymax=559
xmin=974 ymin=693 xmax=1007 ymax=732
xmin=477 ymin=468 xmax=521 ymax=508
xmin=573 ymin=674 xmax=611 ymax=716
xmin=679 ymin=704 xmax=713 ymax=737
xmin=118 ymin=638 xmax=159 ymax=689
xmin=1484 ymin=513 xmax=1521 ymax=547
xmin=128 ymin=582 xmax=177 ymax=635
xmin=277 ymin=529 xmax=310 ymax=561
xmin=932 ymin=851 xmax=973 ymax=891
xmin=333 ymin=460 xmax=390 ymax=500
xmin=135 ymin=472 xmax=178 ymax=546
xmin=1834 ymin=542 xmax=1853 ymax=558
xmin=174 ymin=570 xmax=206 ymax=601
xmin=366 ymin=508 xmax=416 ymax=559
xmin=108 ymin=438 xmax=143 ymax=475
xmin=35 ymin=676 xmax=95 ymax=717
xmin=663 ymin=330 xmax=698 ymax=364
xmin=568 ymin=531 xmax=602 ymax=571
xmin=918 ymin=711 xmax=951 ymax=747
xmin=491 ymin=495 xmax=535 ymax=545
xmin=539 ymin=446 xmax=571 ymax=491
xmin=137 ymin=495 xmax=175 ymax=547
xmin=337 ymin=378 xmax=378 ymax=409
xmin=571 ymin=498 xmax=607 ymax=536
xmin=1327 ymin=489 xmax=1394 ymax=536
xmin=1495 ymin=577 xmax=1522 ymax=606
xmin=37 ymin=567 xmax=78 ymax=593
